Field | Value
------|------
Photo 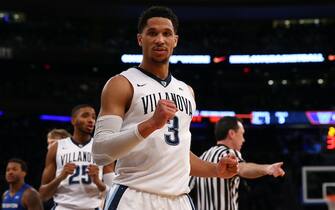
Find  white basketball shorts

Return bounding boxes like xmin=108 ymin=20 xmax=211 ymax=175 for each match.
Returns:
xmin=103 ymin=184 xmax=195 ymax=210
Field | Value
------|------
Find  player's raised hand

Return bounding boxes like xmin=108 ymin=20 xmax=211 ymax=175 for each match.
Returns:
xmin=150 ymin=99 xmax=178 ymax=129
xmin=217 ymin=154 xmax=239 ymax=178
xmin=266 ymin=162 xmax=285 ymax=177
xmin=60 ymin=163 xmax=76 ymax=179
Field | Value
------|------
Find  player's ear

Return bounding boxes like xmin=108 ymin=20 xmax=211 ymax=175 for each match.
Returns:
xmin=71 ymin=117 xmax=76 ymax=126
xmin=21 ymin=170 xmax=27 ymax=178
xmin=137 ymin=33 xmax=143 ymax=47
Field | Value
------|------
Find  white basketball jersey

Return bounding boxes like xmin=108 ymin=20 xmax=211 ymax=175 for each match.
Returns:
xmin=113 ymin=67 xmax=196 ymax=196
xmin=54 ymin=137 xmax=103 ymax=209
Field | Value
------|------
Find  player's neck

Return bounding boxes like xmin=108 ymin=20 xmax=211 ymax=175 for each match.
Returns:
xmin=139 ymin=62 xmax=169 ymax=80
xmin=72 ymin=132 xmax=91 ymax=144
xmin=9 ymin=181 xmax=24 ymax=195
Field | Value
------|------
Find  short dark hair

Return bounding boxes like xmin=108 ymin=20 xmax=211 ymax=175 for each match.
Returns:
xmin=8 ymin=158 xmax=28 ymax=172
xmin=138 ymin=6 xmax=179 ymax=34
xmin=71 ymin=104 xmax=94 ymax=117
xmin=215 ymin=116 xmax=243 ymax=141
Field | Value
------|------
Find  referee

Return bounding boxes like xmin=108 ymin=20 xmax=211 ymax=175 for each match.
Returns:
xmin=189 ymin=116 xmax=285 ymax=210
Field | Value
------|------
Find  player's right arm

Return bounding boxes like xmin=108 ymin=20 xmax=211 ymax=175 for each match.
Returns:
xmin=92 ymin=75 xmax=177 ymax=166
xmin=39 ymin=142 xmax=76 ymax=201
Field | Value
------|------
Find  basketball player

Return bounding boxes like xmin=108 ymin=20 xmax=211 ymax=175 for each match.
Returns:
xmin=44 ymin=128 xmax=71 ymax=209
xmin=2 ymin=158 xmax=43 ymax=210
xmin=47 ymin=129 xmax=71 ymax=149
xmin=92 ymin=6 xmax=238 ymax=210
xmin=189 ymin=116 xmax=285 ymax=210
xmin=39 ymin=104 xmax=114 ymax=210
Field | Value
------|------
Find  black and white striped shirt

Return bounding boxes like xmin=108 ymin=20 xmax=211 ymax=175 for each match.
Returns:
xmin=189 ymin=144 xmax=244 ymax=210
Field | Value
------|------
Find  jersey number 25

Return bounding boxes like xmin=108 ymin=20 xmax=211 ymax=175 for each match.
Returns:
xmin=69 ymin=165 xmax=92 ymax=185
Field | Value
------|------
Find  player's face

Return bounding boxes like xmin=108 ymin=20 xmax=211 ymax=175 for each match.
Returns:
xmin=137 ymin=17 xmax=178 ymax=64
xmin=73 ymin=107 xmax=96 ymax=134
xmin=232 ymin=122 xmax=245 ymax=151
xmin=5 ymin=162 xmax=25 ymax=184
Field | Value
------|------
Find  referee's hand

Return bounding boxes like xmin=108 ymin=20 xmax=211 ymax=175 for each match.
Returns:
xmin=217 ymin=155 xmax=239 ymax=179
xmin=266 ymin=162 xmax=285 ymax=177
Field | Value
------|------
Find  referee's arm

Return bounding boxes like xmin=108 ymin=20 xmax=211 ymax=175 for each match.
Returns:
xmin=239 ymin=162 xmax=285 ymax=178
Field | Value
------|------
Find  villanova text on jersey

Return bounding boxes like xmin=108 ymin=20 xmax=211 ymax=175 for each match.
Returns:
xmin=111 ymin=67 xmax=197 ymax=196
xmin=60 ymin=151 xmax=94 ymax=166
xmin=141 ymin=92 xmax=193 ymax=116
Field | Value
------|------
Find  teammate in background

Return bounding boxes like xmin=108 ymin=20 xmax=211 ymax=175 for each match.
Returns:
xmin=92 ymin=6 xmax=238 ymax=210
xmin=2 ymin=158 xmax=43 ymax=210
xmin=46 ymin=129 xmax=71 ymax=149
xmin=44 ymin=129 xmax=71 ymax=209
xmin=190 ymin=116 xmax=285 ymax=210
xmin=39 ymin=104 xmax=114 ymax=210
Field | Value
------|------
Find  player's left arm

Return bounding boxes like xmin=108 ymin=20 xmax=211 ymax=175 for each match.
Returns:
xmin=188 ymin=86 xmax=238 ymax=179
xmin=239 ymin=162 xmax=285 ymax=178
xmin=22 ymin=188 xmax=43 ymax=210
xmin=189 ymin=152 xmax=238 ymax=179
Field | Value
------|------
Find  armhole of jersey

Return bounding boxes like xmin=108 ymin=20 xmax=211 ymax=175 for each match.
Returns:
xmin=55 ymin=139 xmax=61 ymax=154
xmin=184 ymin=82 xmax=196 ymax=112
xmin=187 ymin=84 xmax=195 ymax=99
xmin=233 ymin=150 xmax=244 ymax=162
xmin=118 ymin=74 xmax=135 ymax=115
xmin=54 ymin=140 xmax=62 ymax=166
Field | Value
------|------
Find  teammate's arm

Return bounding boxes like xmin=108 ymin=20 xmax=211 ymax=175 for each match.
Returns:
xmin=189 ymin=152 xmax=238 ymax=179
xmin=102 ymin=162 xmax=116 ymax=187
xmin=22 ymin=188 xmax=43 ymax=210
xmin=39 ymin=142 xmax=76 ymax=201
xmin=92 ymin=75 xmax=177 ymax=165
xmin=239 ymin=162 xmax=285 ymax=178
xmin=103 ymin=162 xmax=115 ymax=173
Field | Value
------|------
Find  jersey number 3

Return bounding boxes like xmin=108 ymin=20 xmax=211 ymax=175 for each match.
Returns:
xmin=165 ymin=116 xmax=180 ymax=146
xmin=69 ymin=165 xmax=92 ymax=185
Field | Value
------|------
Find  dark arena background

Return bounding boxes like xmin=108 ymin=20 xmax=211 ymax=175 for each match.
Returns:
xmin=1 ymin=0 xmax=335 ymax=209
